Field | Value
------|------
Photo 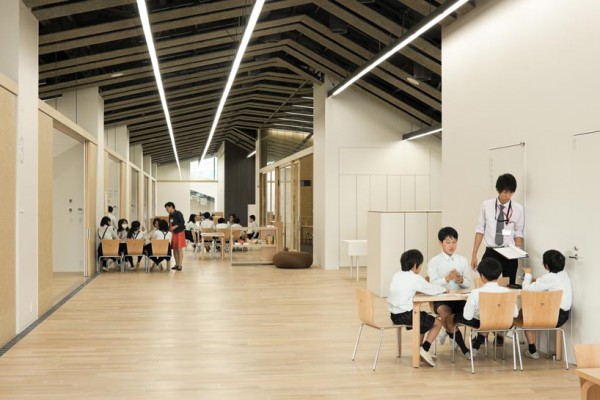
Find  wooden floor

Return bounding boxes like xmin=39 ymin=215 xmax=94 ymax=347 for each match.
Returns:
xmin=0 ymin=251 xmax=580 ymax=399
xmin=51 ymin=272 xmax=87 ymax=306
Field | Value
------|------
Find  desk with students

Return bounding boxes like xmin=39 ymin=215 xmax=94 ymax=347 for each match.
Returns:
xmin=412 ymin=289 xmax=471 ymax=368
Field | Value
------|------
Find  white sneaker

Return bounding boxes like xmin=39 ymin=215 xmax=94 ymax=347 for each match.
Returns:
xmin=470 ymin=348 xmax=479 ymax=358
xmin=505 ymin=330 xmax=515 ymax=339
xmin=526 ymin=350 xmax=540 ymax=359
xmin=438 ymin=329 xmax=448 ymax=345
xmin=419 ymin=347 xmax=436 ymax=367
xmin=126 ymin=261 xmax=134 ymax=271
xmin=102 ymin=266 xmax=109 ymax=272
xmin=463 ymin=351 xmax=472 ymax=360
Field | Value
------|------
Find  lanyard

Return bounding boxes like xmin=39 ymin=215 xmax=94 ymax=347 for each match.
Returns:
xmin=496 ymin=199 xmax=513 ymax=225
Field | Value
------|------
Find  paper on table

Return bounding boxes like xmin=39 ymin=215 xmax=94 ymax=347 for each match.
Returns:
xmin=493 ymin=244 xmax=529 ymax=260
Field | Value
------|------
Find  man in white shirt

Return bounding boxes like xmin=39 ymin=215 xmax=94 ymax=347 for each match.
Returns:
xmin=522 ymin=249 xmax=572 ymax=359
xmin=427 ymin=227 xmax=472 ymax=346
xmin=471 ymin=173 xmax=525 ymax=285
xmin=446 ymin=258 xmax=519 ymax=359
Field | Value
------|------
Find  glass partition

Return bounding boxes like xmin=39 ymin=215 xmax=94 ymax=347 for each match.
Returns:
xmin=130 ymin=168 xmax=139 ymax=220
xmin=106 ymin=155 xmax=121 ymax=218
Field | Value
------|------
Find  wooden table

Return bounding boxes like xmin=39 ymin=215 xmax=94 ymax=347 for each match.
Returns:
xmin=200 ymin=232 xmax=225 ymax=260
xmin=575 ymin=368 xmax=600 ymax=400
xmin=412 ymin=290 xmax=469 ymax=368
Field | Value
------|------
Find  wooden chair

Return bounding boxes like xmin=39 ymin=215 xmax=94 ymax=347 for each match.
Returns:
xmin=98 ymin=239 xmax=122 ymax=273
xmin=200 ymin=227 xmax=215 ymax=260
xmin=125 ymin=239 xmax=145 ymax=272
xmin=516 ymin=290 xmax=568 ymax=369
xmin=452 ymin=291 xmax=521 ymax=374
xmin=146 ymin=240 xmax=171 ymax=272
xmin=352 ymin=288 xmax=406 ymax=371
xmin=216 ymin=228 xmax=231 ymax=260
xmin=574 ymin=344 xmax=600 ymax=400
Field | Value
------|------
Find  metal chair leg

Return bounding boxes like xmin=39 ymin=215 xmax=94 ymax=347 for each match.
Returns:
xmin=373 ymin=329 xmax=384 ymax=371
xmin=469 ymin=331 xmax=475 ymax=374
xmin=352 ymin=324 xmax=364 ymax=362
xmin=560 ymin=328 xmax=569 ymax=370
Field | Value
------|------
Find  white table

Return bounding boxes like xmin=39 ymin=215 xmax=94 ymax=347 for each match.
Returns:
xmin=342 ymin=240 xmax=367 ymax=281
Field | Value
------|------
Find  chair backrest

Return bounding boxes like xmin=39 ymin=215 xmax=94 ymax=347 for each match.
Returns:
xmin=151 ymin=240 xmax=170 ymax=256
xmin=521 ymin=290 xmax=562 ymax=329
xmin=101 ymin=240 xmax=120 ymax=257
xmin=574 ymin=344 xmax=600 ymax=368
xmin=478 ymin=291 xmax=518 ymax=331
xmin=201 ymin=227 xmax=214 ymax=234
xmin=231 ymin=229 xmax=242 ymax=242
xmin=355 ymin=288 xmax=375 ymax=326
xmin=125 ymin=239 xmax=145 ymax=255
xmin=217 ymin=228 xmax=231 ymax=241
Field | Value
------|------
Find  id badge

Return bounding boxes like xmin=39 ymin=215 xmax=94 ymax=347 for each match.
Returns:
xmin=502 ymin=228 xmax=512 ymax=236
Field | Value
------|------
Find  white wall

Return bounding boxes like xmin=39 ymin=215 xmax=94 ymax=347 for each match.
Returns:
xmin=314 ymin=81 xmax=442 ymax=270
xmin=53 ymin=131 xmax=84 ymax=272
xmin=443 ymin=0 xmax=600 ymax=356
xmin=157 ymin=161 xmax=219 ymax=220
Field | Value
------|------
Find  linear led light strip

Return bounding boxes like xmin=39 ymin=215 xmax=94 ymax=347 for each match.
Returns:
xmin=403 ymin=125 xmax=442 ymax=141
xmin=199 ymin=0 xmax=266 ymax=164
xmin=136 ymin=0 xmax=182 ymax=178
xmin=330 ymin=0 xmax=470 ymax=97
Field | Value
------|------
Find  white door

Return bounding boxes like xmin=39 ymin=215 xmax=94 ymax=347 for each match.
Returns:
xmin=570 ymin=131 xmax=600 ymax=346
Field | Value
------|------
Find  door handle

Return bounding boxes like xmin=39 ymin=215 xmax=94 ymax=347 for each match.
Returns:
xmin=568 ymin=254 xmax=578 ymax=260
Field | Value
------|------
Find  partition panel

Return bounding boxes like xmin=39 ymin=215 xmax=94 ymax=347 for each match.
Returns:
xmin=38 ymin=111 xmax=53 ymax=315
xmin=86 ymin=142 xmax=97 ymax=276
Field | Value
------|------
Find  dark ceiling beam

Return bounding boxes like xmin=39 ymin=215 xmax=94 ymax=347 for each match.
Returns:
xmin=23 ymin=0 xmax=67 ymax=8
xmin=39 ymin=0 xmax=312 ymax=54
xmin=32 ymin=0 xmax=136 ymax=21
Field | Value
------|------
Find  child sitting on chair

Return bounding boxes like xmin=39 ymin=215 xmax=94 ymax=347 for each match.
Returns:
xmin=388 ymin=249 xmax=446 ymax=367
xmin=522 ymin=249 xmax=572 ymax=359
xmin=446 ymin=258 xmax=519 ymax=359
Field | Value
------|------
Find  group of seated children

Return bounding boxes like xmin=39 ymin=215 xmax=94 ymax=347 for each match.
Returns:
xmin=184 ymin=212 xmax=259 ymax=246
xmin=97 ymin=217 xmax=172 ymax=272
xmin=387 ymin=226 xmax=573 ymax=367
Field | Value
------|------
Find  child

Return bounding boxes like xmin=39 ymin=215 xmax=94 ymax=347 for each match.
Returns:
xmin=125 ymin=221 xmax=145 ymax=270
xmin=522 ymin=249 xmax=572 ymax=359
xmin=388 ymin=249 xmax=446 ymax=367
xmin=427 ymin=227 xmax=472 ymax=346
xmin=247 ymin=215 xmax=259 ymax=239
xmin=446 ymin=258 xmax=519 ymax=359
xmin=146 ymin=219 xmax=172 ymax=271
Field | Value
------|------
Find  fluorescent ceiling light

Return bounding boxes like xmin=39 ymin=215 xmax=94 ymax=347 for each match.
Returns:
xmin=301 ymin=96 xmax=313 ymax=100
xmin=136 ymin=0 xmax=182 ymax=178
xmin=403 ymin=124 xmax=442 ymax=141
xmin=199 ymin=0 xmax=266 ymax=164
xmin=329 ymin=0 xmax=469 ymax=97
xmin=247 ymin=150 xmax=256 ymax=158
xmin=292 ymin=105 xmax=313 ymax=109
xmin=110 ymin=72 xmax=124 ymax=78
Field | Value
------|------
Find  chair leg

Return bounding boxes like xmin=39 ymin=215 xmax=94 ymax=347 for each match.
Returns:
xmin=516 ymin=330 xmax=523 ymax=371
xmin=373 ymin=329 xmax=384 ymax=371
xmin=352 ymin=324 xmax=364 ymax=362
xmin=451 ymin=326 xmax=458 ymax=363
xmin=559 ymin=329 xmax=569 ymax=370
xmin=397 ymin=328 xmax=402 ymax=358
xmin=469 ymin=331 xmax=475 ymax=374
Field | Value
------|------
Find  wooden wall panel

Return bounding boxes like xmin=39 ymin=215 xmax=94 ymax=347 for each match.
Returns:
xmin=38 ymin=111 xmax=54 ymax=315
xmin=0 ymin=86 xmax=17 ymax=346
xmin=86 ymin=142 xmax=97 ymax=276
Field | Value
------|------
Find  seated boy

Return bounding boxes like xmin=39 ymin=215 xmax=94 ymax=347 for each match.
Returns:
xmin=521 ymin=249 xmax=572 ymax=359
xmin=388 ymin=249 xmax=447 ymax=367
xmin=445 ymin=258 xmax=519 ymax=359
xmin=427 ymin=227 xmax=472 ymax=345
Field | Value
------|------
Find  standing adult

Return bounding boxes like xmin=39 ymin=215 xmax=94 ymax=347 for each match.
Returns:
xmin=470 ymin=173 xmax=524 ymax=285
xmin=165 ymin=202 xmax=186 ymax=271
xmin=107 ymin=205 xmax=118 ymax=229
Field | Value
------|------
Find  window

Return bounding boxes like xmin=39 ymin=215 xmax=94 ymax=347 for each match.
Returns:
xmin=190 ymin=157 xmax=217 ymax=180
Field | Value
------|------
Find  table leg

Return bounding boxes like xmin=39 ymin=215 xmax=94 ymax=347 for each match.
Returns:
xmin=350 ymin=256 xmax=354 ymax=279
xmin=555 ymin=330 xmax=562 ymax=361
xmin=412 ymin=303 xmax=422 ymax=368
xmin=355 ymin=256 xmax=359 ymax=281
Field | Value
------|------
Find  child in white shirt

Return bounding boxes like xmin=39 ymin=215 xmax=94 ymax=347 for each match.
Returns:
xmin=521 ymin=250 xmax=572 ymax=359
xmin=388 ymin=249 xmax=446 ymax=367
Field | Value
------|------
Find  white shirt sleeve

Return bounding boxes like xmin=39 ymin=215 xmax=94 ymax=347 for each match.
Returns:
xmin=416 ymin=275 xmax=446 ymax=296
xmin=513 ymin=204 xmax=525 ymax=238
xmin=458 ymin=259 xmax=472 ymax=289
xmin=427 ymin=258 xmax=446 ymax=286
xmin=463 ymin=292 xmax=478 ymax=320
xmin=475 ymin=202 xmax=487 ymax=235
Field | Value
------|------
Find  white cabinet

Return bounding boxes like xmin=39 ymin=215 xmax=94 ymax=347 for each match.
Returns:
xmin=367 ymin=211 xmax=441 ymax=297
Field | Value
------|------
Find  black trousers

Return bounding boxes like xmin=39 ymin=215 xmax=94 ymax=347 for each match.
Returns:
xmin=482 ymin=247 xmax=518 ymax=285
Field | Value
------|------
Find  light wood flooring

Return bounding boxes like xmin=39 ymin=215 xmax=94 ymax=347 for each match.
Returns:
xmin=51 ymin=272 xmax=87 ymax=307
xmin=0 ymin=251 xmax=580 ymax=399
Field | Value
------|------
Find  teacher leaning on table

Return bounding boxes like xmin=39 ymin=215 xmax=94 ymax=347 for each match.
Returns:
xmin=470 ymin=173 xmax=524 ymax=285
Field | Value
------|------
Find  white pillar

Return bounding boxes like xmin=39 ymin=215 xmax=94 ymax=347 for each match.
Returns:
xmin=0 ymin=1 xmax=41 ymax=330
